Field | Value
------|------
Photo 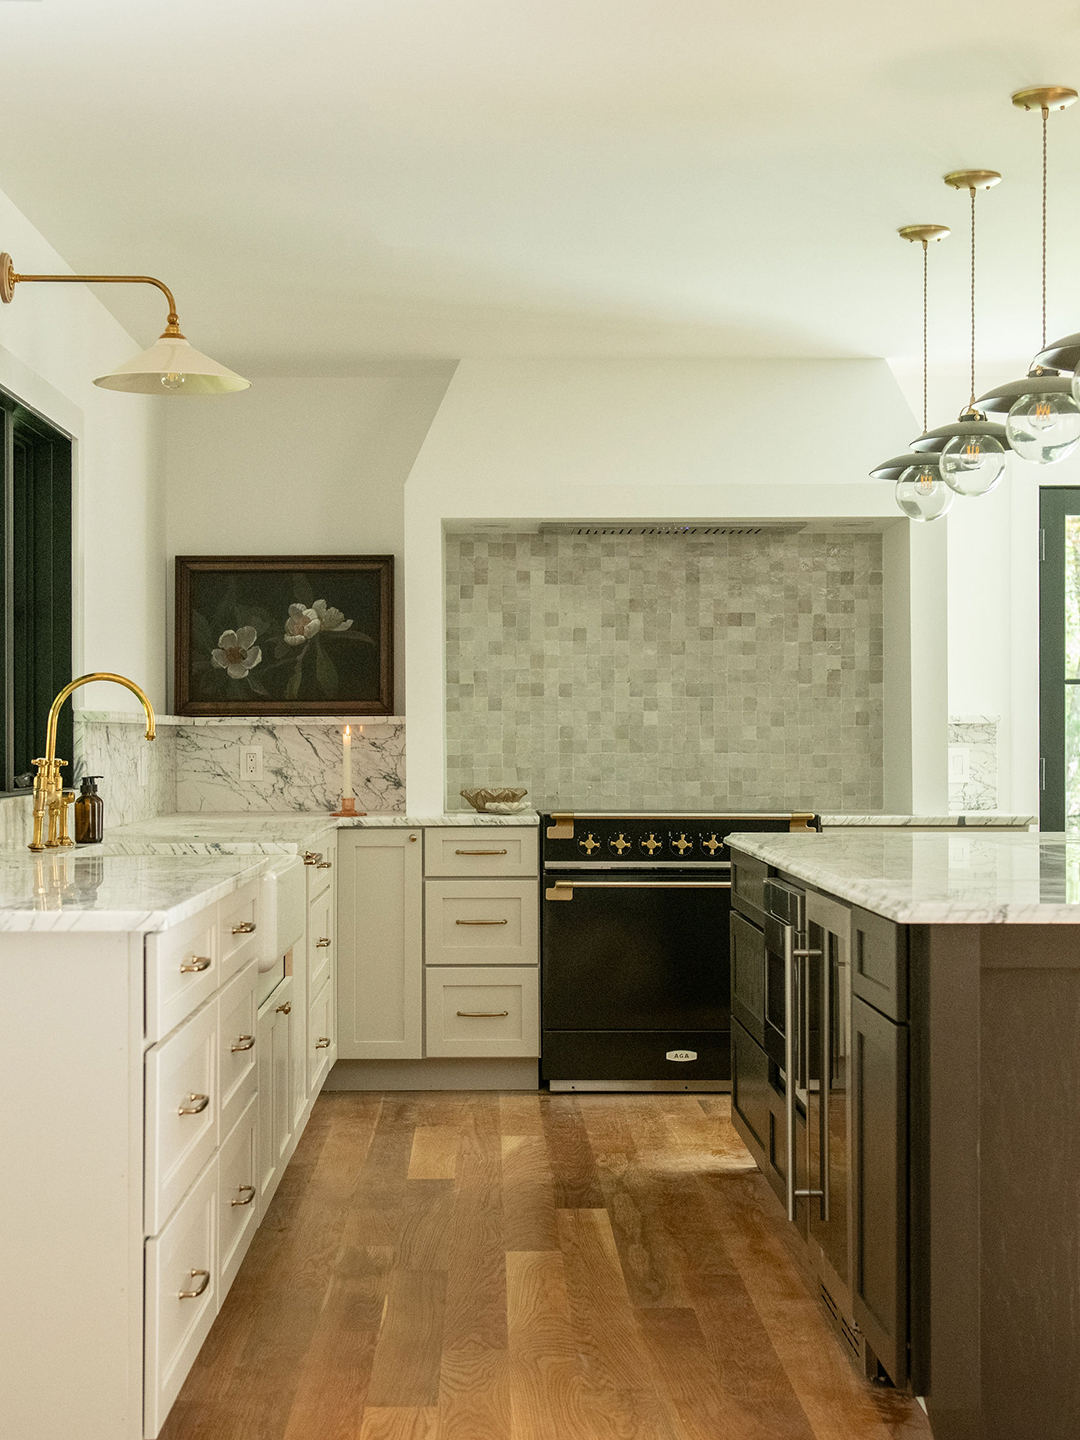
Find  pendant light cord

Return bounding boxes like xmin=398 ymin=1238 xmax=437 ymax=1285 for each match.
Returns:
xmin=1042 ymin=104 xmax=1049 ymax=350
xmin=922 ymin=239 xmax=929 ymax=432
xmin=969 ymin=185 xmax=977 ymax=408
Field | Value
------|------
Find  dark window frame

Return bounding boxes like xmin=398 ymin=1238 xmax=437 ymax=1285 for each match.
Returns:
xmin=0 ymin=387 xmax=73 ymax=795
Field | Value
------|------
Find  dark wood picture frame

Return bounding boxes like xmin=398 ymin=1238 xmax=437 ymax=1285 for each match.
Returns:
xmin=175 ymin=554 xmax=394 ymax=717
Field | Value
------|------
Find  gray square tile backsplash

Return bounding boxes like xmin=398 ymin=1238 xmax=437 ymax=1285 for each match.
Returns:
xmin=445 ymin=530 xmax=883 ymax=813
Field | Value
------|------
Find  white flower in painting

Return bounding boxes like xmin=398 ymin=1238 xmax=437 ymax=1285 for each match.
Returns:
xmin=311 ymin=599 xmax=353 ymax=633
xmin=284 ymin=603 xmax=320 ymax=646
xmin=211 ymin=627 xmax=262 ymax=679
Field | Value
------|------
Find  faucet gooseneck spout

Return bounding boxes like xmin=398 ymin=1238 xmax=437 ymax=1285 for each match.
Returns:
xmin=30 ymin=672 xmax=156 ymax=851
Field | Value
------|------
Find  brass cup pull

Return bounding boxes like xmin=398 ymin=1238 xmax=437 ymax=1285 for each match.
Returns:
xmin=179 ymin=955 xmax=212 ymax=974
xmin=317 ymin=860 xmax=333 ymax=869
xmin=276 ymin=1001 xmax=292 ymax=1015
xmin=178 ymin=1268 xmax=210 ymax=1299
xmin=456 ymin=848 xmax=508 ymax=856
xmin=315 ymin=1036 xmax=332 ymax=1049
xmin=231 ymin=1184 xmax=256 ymax=1207
xmin=455 ymin=918 xmax=509 ymax=926
xmin=230 ymin=1035 xmax=255 ymax=1053
xmin=231 ymin=920 xmax=256 ymax=935
xmin=178 ymin=1093 xmax=210 ymax=1116
xmin=316 ymin=936 xmax=332 ymax=948
xmin=303 ymin=851 xmax=323 ymax=866
xmin=456 ymin=1010 xmax=510 ymax=1018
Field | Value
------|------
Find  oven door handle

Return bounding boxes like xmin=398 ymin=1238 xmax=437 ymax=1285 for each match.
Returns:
xmin=545 ymin=880 xmax=731 ymax=900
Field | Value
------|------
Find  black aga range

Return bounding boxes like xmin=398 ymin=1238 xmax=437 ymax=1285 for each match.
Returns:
xmin=540 ymin=811 xmax=820 ymax=1091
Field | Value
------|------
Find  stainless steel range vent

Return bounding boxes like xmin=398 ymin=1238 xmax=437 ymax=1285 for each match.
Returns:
xmin=538 ymin=523 xmax=807 ymax=537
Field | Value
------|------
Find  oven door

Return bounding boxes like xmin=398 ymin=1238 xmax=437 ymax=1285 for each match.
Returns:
xmin=541 ymin=869 xmax=731 ymax=1082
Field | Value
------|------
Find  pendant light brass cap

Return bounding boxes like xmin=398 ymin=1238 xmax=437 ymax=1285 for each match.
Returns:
xmin=1034 ymin=332 xmax=1080 ymax=374
xmin=1012 ymin=85 xmax=1078 ymax=111
xmin=943 ymin=170 xmax=1002 ymax=191
xmin=974 ymin=369 xmax=1071 ymax=415
xmin=897 ymin=224 xmax=951 ymax=244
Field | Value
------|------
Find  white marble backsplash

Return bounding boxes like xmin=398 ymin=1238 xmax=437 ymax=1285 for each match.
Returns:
xmin=948 ymin=715 xmax=998 ymax=813
xmin=74 ymin=715 xmax=178 ymax=828
xmin=174 ymin=720 xmax=405 ymax=813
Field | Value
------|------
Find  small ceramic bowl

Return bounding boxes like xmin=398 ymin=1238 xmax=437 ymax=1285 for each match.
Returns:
xmin=460 ymin=787 xmax=528 ymax=813
xmin=485 ymin=800 xmax=532 ymax=813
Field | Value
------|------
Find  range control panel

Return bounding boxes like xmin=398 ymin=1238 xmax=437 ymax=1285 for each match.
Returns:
xmin=541 ymin=813 xmax=820 ymax=864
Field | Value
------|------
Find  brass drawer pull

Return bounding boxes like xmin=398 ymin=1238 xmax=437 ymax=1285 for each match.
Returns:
xmin=230 ymin=1035 xmax=255 ymax=1053
xmin=457 ymin=1010 xmax=510 ymax=1018
xmin=276 ymin=1001 xmax=292 ymax=1015
xmin=230 ymin=1185 xmax=256 ymax=1208
xmin=178 ymin=1269 xmax=210 ymax=1299
xmin=317 ymin=860 xmax=333 ymax=869
xmin=178 ymin=1093 xmax=210 ymax=1116
xmin=455 ymin=918 xmax=509 ymax=926
xmin=231 ymin=920 xmax=256 ymax=935
xmin=179 ymin=955 xmax=211 ymax=974
xmin=456 ymin=848 xmax=508 ymax=856
xmin=315 ymin=1036 xmax=332 ymax=1049
xmin=316 ymin=937 xmax=332 ymax=948
xmin=303 ymin=851 xmax=323 ymax=866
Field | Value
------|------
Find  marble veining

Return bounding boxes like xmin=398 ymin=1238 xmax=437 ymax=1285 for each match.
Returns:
xmin=73 ymin=716 xmax=177 ymax=828
xmin=174 ymin=721 xmax=405 ymax=814
xmin=820 ymin=813 xmax=1034 ymax=828
xmin=728 ymin=829 xmax=1080 ymax=923
xmin=948 ymin=715 xmax=999 ymax=813
xmin=0 ymin=850 xmax=268 ymax=932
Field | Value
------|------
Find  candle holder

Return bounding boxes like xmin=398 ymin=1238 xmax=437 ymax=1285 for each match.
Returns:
xmin=331 ymin=796 xmax=365 ymax=817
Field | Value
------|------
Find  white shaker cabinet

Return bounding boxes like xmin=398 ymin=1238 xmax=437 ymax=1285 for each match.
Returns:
xmin=336 ymin=829 xmax=423 ymax=1059
xmin=257 ymin=975 xmax=295 ymax=1218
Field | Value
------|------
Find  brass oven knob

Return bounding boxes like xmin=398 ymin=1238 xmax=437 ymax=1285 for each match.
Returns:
xmin=640 ymin=833 xmax=662 ymax=856
xmin=579 ymin=832 xmax=600 ymax=855
xmin=672 ymin=833 xmax=693 ymax=856
xmin=609 ymin=833 xmax=631 ymax=855
xmin=702 ymin=833 xmax=722 ymax=856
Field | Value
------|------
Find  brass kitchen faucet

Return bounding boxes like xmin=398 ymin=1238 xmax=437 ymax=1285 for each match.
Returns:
xmin=29 ymin=673 xmax=155 ymax=851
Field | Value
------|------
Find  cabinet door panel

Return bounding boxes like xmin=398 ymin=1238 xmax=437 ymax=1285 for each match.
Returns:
xmin=145 ymin=1000 xmax=218 ymax=1237
xmin=257 ymin=978 xmax=294 ymax=1218
xmin=337 ymin=830 xmax=423 ymax=1059
xmin=217 ymin=960 xmax=258 ymax=1142
xmin=852 ymin=907 xmax=907 ymax=1022
xmin=730 ymin=910 xmax=766 ymax=1045
xmin=852 ymin=994 xmax=908 ymax=1386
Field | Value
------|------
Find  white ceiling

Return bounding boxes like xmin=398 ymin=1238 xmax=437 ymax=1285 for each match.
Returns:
xmin=1 ymin=0 xmax=1080 ymax=375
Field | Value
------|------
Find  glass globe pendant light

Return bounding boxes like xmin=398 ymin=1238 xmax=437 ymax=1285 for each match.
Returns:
xmin=867 ymin=224 xmax=954 ymax=521
xmin=975 ymin=87 xmax=1080 ymax=463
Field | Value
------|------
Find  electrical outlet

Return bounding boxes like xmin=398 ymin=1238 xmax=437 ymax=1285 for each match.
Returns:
xmin=241 ymin=746 xmax=263 ymax=782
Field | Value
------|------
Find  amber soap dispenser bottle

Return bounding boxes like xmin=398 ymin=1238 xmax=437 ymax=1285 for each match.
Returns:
xmin=74 ymin=775 xmax=104 ymax=844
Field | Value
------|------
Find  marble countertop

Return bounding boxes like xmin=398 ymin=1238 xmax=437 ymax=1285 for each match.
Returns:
xmin=100 ymin=810 xmax=538 ymax=855
xmin=818 ymin=813 xmax=1035 ymax=828
xmin=0 ymin=849 xmax=269 ymax=932
xmin=727 ymin=829 xmax=1080 ymax=924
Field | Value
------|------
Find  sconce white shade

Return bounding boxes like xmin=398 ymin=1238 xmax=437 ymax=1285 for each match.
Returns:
xmin=94 ymin=334 xmax=250 ymax=395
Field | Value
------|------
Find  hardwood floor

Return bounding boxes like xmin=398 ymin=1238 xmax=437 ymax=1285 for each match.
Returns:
xmin=161 ymin=1092 xmax=931 ymax=1440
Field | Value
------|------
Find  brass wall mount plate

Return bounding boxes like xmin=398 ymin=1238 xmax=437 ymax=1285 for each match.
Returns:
xmin=0 ymin=254 xmax=14 ymax=305
xmin=898 ymin=224 xmax=951 ymax=244
xmin=943 ymin=170 xmax=1002 ymax=191
xmin=1012 ymin=85 xmax=1078 ymax=112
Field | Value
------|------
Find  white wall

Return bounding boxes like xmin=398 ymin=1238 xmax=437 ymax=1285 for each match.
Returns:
xmin=0 ymin=184 xmax=166 ymax=713
xmin=404 ymin=357 xmax=945 ymax=815
xmin=163 ymin=374 xmax=453 ymax=714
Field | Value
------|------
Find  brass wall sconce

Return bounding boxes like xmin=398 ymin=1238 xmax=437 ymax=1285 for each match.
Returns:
xmin=0 ymin=253 xmax=249 ymax=395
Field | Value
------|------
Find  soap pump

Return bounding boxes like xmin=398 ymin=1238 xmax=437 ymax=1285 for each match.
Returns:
xmin=74 ymin=775 xmax=104 ymax=844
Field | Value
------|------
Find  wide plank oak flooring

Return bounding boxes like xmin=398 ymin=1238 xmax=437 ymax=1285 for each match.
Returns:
xmin=161 ymin=1092 xmax=930 ymax=1440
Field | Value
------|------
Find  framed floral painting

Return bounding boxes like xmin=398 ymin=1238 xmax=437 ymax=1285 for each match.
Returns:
xmin=175 ymin=555 xmax=394 ymax=715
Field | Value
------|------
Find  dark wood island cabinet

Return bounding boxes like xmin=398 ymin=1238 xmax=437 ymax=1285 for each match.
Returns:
xmin=728 ymin=829 xmax=1080 ymax=1440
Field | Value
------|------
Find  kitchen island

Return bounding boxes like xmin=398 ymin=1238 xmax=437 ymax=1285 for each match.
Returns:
xmin=726 ymin=827 xmax=1080 ymax=1440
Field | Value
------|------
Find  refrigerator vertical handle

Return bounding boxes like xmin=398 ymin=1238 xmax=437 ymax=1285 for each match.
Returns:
xmin=783 ymin=922 xmax=798 ymax=1222
xmin=821 ymin=935 xmax=831 ymax=1224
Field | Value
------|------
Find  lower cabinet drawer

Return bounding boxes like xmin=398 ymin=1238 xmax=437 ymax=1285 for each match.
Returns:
xmin=308 ymin=972 xmax=335 ymax=1094
xmin=145 ymin=1000 xmax=218 ymax=1238
xmin=307 ymin=888 xmax=335 ymax=998
xmin=145 ymin=906 xmax=218 ymax=1044
xmin=217 ymin=960 xmax=258 ymax=1141
xmin=218 ymin=1096 xmax=258 ymax=1299
xmin=424 ymin=879 xmax=539 ymax=965
xmin=217 ymin=880 xmax=261 ymax=987
xmin=144 ymin=1156 xmax=217 ymax=1438
xmin=425 ymin=966 xmax=539 ymax=1057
